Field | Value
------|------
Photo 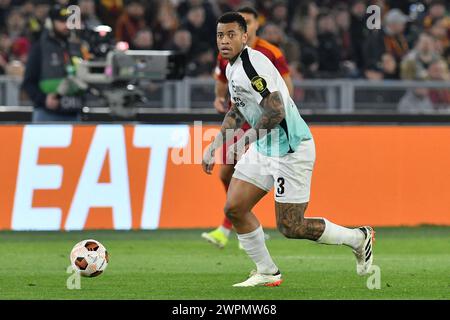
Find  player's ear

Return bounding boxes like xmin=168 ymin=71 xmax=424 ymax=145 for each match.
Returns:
xmin=242 ymin=31 xmax=248 ymax=45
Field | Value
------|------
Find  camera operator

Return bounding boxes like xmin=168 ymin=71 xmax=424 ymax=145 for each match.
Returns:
xmin=22 ymin=4 xmax=86 ymax=122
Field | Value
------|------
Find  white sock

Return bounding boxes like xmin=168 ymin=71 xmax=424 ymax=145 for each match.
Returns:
xmin=218 ymin=225 xmax=231 ymax=238
xmin=237 ymin=225 xmax=278 ymax=275
xmin=316 ymin=218 xmax=364 ymax=250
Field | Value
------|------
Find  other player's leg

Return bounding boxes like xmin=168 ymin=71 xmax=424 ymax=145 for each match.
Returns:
xmin=202 ymin=124 xmax=268 ymax=249
xmin=201 ymin=164 xmax=235 ymax=248
xmin=225 ymin=177 xmax=282 ymax=287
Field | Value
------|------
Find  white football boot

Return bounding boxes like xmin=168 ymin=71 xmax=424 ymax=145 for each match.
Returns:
xmin=353 ymin=226 xmax=375 ymax=275
xmin=232 ymin=270 xmax=282 ymax=287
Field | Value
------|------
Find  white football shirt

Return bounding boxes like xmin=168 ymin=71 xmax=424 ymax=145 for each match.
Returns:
xmin=225 ymin=46 xmax=312 ymax=156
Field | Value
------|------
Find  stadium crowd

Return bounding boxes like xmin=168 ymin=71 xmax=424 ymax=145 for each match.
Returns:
xmin=1 ymin=0 xmax=450 ymax=108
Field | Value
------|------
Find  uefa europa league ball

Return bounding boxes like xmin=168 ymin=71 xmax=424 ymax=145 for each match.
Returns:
xmin=70 ymin=239 xmax=109 ymax=277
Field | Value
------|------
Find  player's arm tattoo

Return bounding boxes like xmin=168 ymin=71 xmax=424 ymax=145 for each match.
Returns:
xmin=275 ymin=202 xmax=325 ymax=241
xmin=209 ymin=104 xmax=245 ymax=154
xmin=239 ymin=91 xmax=286 ymax=148
xmin=255 ymin=91 xmax=285 ymax=132
xmin=221 ymin=104 xmax=245 ymax=135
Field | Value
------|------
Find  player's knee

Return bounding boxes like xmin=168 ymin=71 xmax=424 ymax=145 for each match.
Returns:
xmin=224 ymin=200 xmax=243 ymax=222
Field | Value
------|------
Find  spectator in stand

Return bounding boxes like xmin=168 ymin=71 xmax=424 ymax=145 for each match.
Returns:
xmin=427 ymin=59 xmax=450 ymax=109
xmin=335 ymin=6 xmax=352 ymax=60
xmin=115 ymin=0 xmax=147 ymax=44
xmin=254 ymin=0 xmax=275 ymax=25
xmin=181 ymin=5 xmax=215 ymax=53
xmin=7 ymin=8 xmax=28 ymax=40
xmin=0 ymin=0 xmax=448 ymax=87
xmin=317 ymin=10 xmax=342 ymax=77
xmin=295 ymin=0 xmax=319 ymax=22
xmin=79 ymin=0 xmax=102 ymax=31
xmin=267 ymin=1 xmax=288 ymax=32
xmin=28 ymin=0 xmax=51 ymax=42
xmin=260 ymin=22 xmax=282 ymax=46
xmin=381 ymin=53 xmax=398 ymax=79
xmin=5 ymin=8 xmax=31 ymax=70
xmin=398 ymin=32 xmax=441 ymax=113
xmin=0 ymin=0 xmax=12 ymax=30
xmin=177 ymin=0 xmax=216 ymax=23
xmin=210 ymin=0 xmax=234 ymax=18
xmin=401 ymin=32 xmax=441 ymax=80
xmin=443 ymin=46 xmax=450 ymax=67
xmin=153 ymin=1 xmax=179 ymax=49
xmin=55 ymin=0 xmax=71 ymax=5
xmin=97 ymin=0 xmax=123 ymax=31
xmin=186 ymin=42 xmax=215 ymax=77
xmin=260 ymin=22 xmax=300 ymax=67
xmin=0 ymin=32 xmax=12 ymax=75
xmin=422 ymin=0 xmax=449 ymax=30
xmin=429 ymin=17 xmax=450 ymax=53
xmin=335 ymin=5 xmax=358 ymax=77
xmin=20 ymin=1 xmax=35 ymax=27
xmin=177 ymin=0 xmax=217 ymax=44
xmin=20 ymin=0 xmax=34 ymax=14
xmin=350 ymin=0 xmax=369 ymax=74
xmin=289 ymin=0 xmax=319 ymax=39
xmin=364 ymin=9 xmax=410 ymax=80
xmin=131 ymin=28 xmax=154 ymax=50
xmin=260 ymin=21 xmax=304 ymax=101
xmin=294 ymin=17 xmax=319 ymax=79
xmin=142 ymin=0 xmax=157 ymax=26
xmin=167 ymin=29 xmax=193 ymax=57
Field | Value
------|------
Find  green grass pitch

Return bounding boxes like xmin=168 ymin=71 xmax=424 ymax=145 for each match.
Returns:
xmin=0 ymin=227 xmax=449 ymax=300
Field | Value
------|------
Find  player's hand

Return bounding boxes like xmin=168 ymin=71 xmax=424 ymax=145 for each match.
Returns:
xmin=213 ymin=97 xmax=227 ymax=113
xmin=45 ymin=94 xmax=60 ymax=110
xmin=202 ymin=146 xmax=215 ymax=175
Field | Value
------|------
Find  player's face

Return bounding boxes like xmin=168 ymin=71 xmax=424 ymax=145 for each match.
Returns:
xmin=217 ymin=22 xmax=248 ymax=60
xmin=239 ymin=13 xmax=259 ymax=40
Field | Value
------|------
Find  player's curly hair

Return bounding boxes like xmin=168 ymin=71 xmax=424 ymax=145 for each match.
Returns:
xmin=217 ymin=12 xmax=247 ymax=33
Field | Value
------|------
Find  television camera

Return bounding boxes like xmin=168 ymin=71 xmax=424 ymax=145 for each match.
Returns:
xmin=58 ymin=26 xmax=186 ymax=118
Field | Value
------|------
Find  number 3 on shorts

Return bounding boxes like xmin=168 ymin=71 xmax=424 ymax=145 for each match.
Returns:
xmin=276 ymin=177 xmax=285 ymax=196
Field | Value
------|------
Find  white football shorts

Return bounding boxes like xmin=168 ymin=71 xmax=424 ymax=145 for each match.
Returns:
xmin=233 ymin=138 xmax=315 ymax=203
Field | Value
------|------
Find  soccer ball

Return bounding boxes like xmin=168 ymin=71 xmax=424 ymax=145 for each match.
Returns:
xmin=70 ymin=239 xmax=109 ymax=277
